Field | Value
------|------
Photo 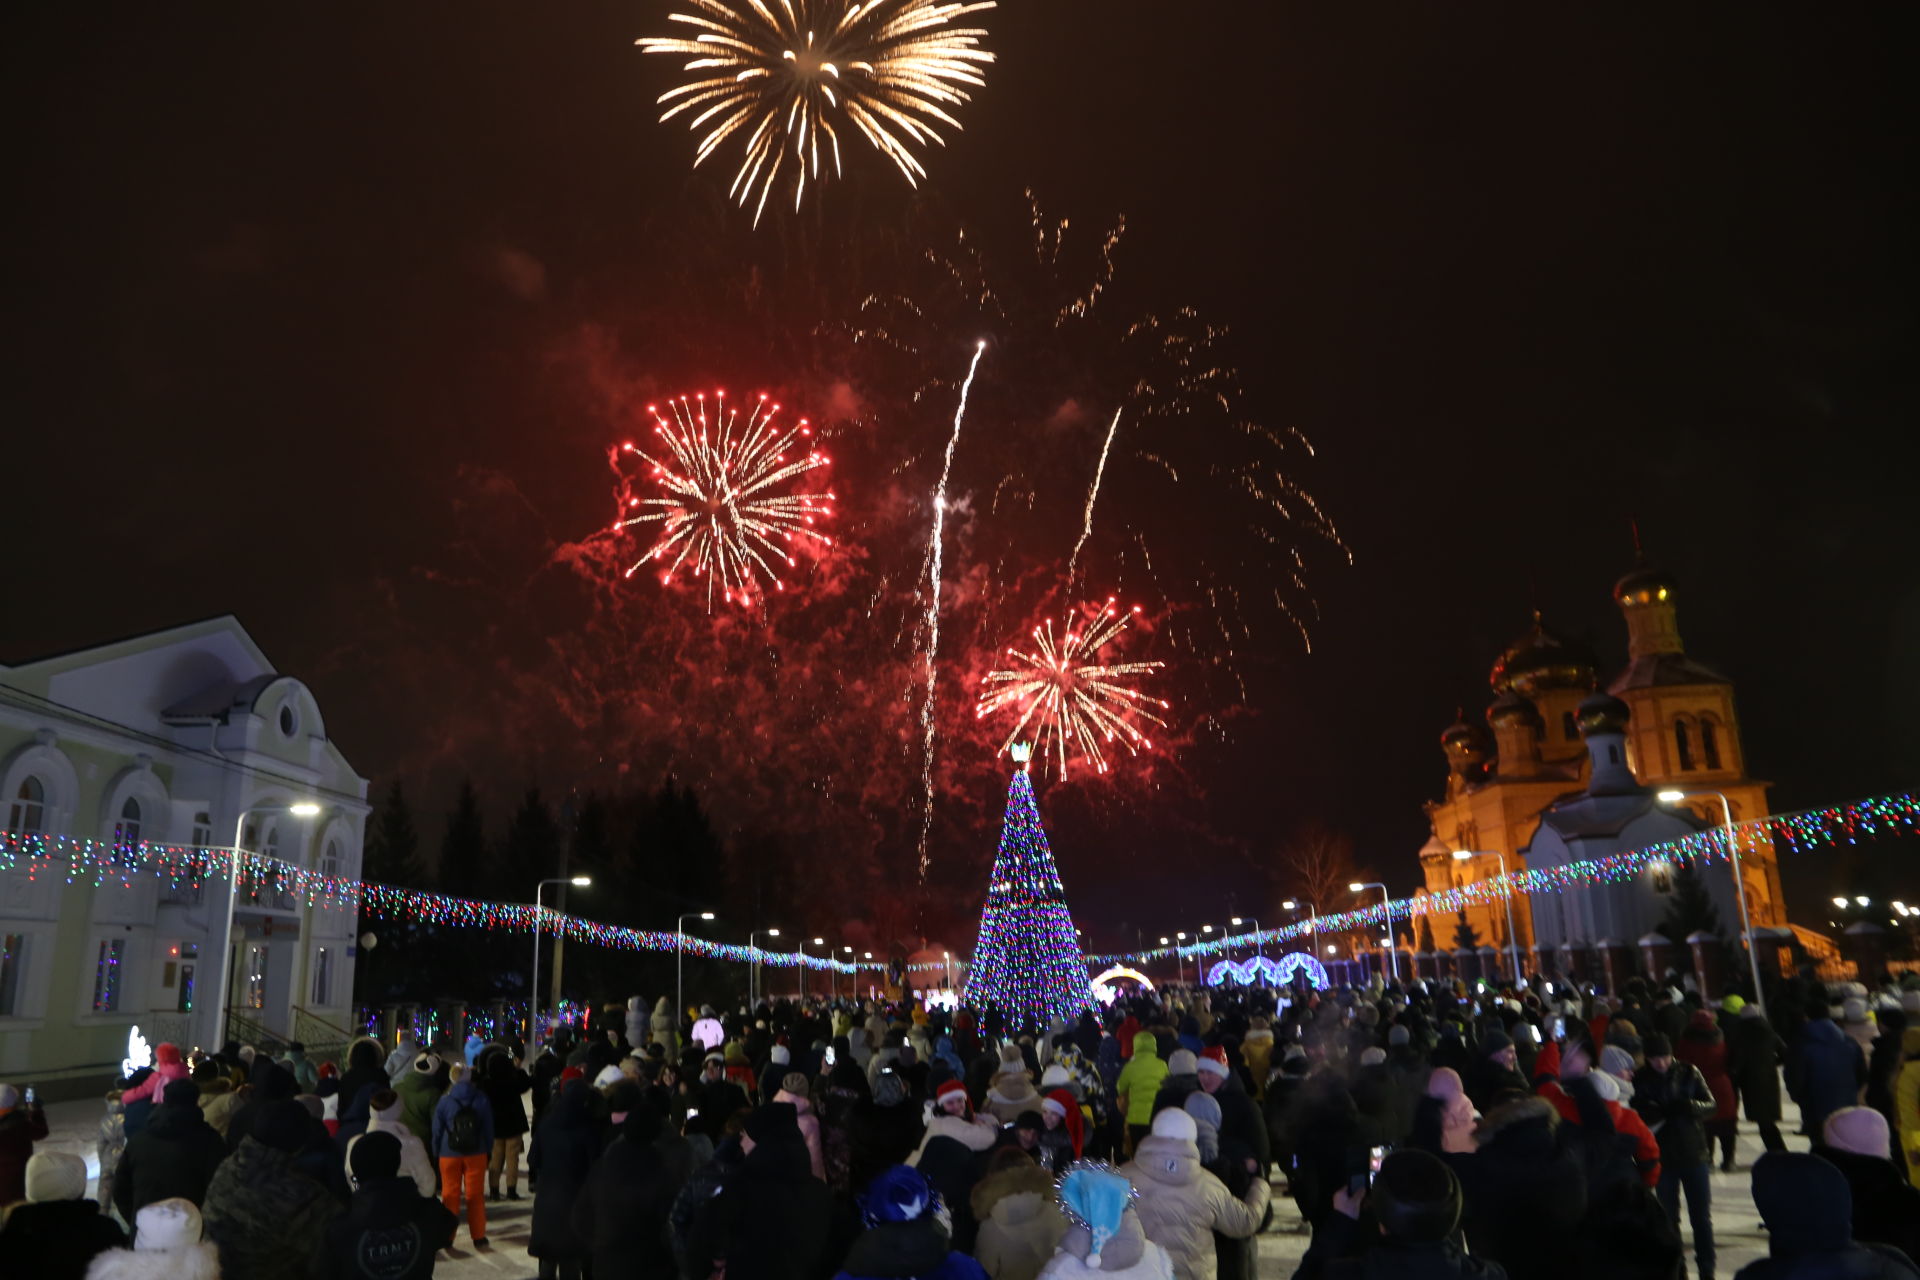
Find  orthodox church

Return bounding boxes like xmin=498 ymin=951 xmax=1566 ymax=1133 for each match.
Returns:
xmin=1415 ymin=563 xmax=1788 ymax=970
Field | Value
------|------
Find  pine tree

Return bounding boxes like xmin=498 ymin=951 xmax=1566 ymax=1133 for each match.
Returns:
xmin=358 ymin=779 xmax=423 ymax=1001
xmin=1452 ymin=910 xmax=1482 ymax=952
xmin=362 ymin=779 xmax=423 ymax=886
xmin=1416 ymin=913 xmax=1436 ymax=955
xmin=1658 ymin=861 xmax=1725 ymax=942
xmin=437 ymin=781 xmax=488 ymax=899
xmin=962 ymin=751 xmax=1092 ymax=1031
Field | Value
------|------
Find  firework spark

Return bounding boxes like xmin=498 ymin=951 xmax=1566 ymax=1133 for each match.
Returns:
xmin=637 ymin=0 xmax=996 ymax=225
xmin=613 ymin=390 xmax=835 ymax=612
xmin=919 ymin=340 xmax=985 ymax=879
xmin=1065 ymin=405 xmax=1123 ymax=592
xmin=977 ymin=599 xmax=1169 ymax=778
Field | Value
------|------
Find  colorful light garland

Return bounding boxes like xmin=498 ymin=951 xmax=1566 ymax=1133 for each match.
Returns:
xmin=1204 ymin=952 xmax=1329 ymax=989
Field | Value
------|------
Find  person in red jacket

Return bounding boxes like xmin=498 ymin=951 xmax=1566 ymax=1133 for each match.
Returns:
xmin=1534 ymin=1039 xmax=1662 ymax=1186
xmin=1677 ymin=1009 xmax=1739 ymax=1172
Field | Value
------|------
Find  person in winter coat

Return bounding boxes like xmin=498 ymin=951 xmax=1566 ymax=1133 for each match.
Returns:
xmin=687 ymin=1102 xmax=834 ymax=1280
xmin=970 ymin=1150 xmax=1066 ymax=1280
xmin=851 ymin=1069 xmax=925 ymax=1192
xmin=910 ymin=1080 xmax=1000 ymax=1164
xmin=1814 ymin=1107 xmax=1920 ymax=1265
xmin=1292 ymin=1148 xmax=1509 ymax=1280
xmin=193 ymin=1063 xmax=243 ymax=1140
xmin=1037 ymin=1090 xmax=1083 ymax=1172
xmin=1239 ymin=1020 xmax=1275 ymax=1101
xmin=1120 ymin=1107 xmax=1269 ymax=1280
xmin=1534 ymin=1042 xmax=1662 ymax=1187
xmin=572 ymin=1101 xmax=680 ymax=1280
xmin=314 ymin=1131 xmax=457 ymax=1280
xmin=985 ymin=1044 xmax=1042 ymax=1124
xmin=1896 ymin=1026 xmax=1920 ymax=1167
xmin=112 ymin=1079 xmax=227 ymax=1221
xmin=120 ymin=1043 xmax=191 ymax=1108
xmin=1442 ymin=1096 xmax=1583 ymax=1280
xmin=0 ymin=1152 xmax=127 ymax=1279
xmin=84 ymin=1197 xmax=220 ymax=1280
xmin=394 ymin=1054 xmax=444 ymax=1147
xmin=1727 ymin=1004 xmax=1787 ymax=1154
xmin=626 ymin=996 xmax=649 ymax=1051
xmin=1184 ymin=1092 xmax=1260 ymax=1280
xmin=345 ymin=1090 xmax=438 ymax=1200
xmin=283 ymin=1042 xmax=321 ymax=1095
xmin=1116 ymin=1033 xmax=1170 ymax=1152
xmin=480 ymin=1051 xmax=531 ymax=1201
xmin=0 ymin=1081 xmax=52 ymax=1204
xmin=1678 ymin=1009 xmax=1739 ymax=1171
xmin=385 ymin=1032 xmax=421 ymax=1084
xmin=431 ymin=1065 xmax=495 ymax=1249
xmin=1736 ymin=1151 xmax=1920 ymax=1279
xmin=528 ymin=1079 xmax=599 ymax=1280
xmin=1152 ymin=1051 xmax=1203 ymax=1119
xmin=202 ymin=1101 xmax=343 ymax=1280
xmin=838 ymin=1164 xmax=990 ymax=1280
xmin=1419 ymin=1068 xmax=1476 ymax=1156
xmin=1195 ymin=1047 xmax=1271 ymax=1174
xmin=1632 ymin=1033 xmax=1717 ymax=1280
xmin=777 ymin=1073 xmax=828 ymax=1180
xmin=1037 ymin=1165 xmax=1174 ymax=1280
xmin=1786 ymin=999 xmax=1865 ymax=1140
xmin=1465 ymin=1032 xmax=1528 ymax=1114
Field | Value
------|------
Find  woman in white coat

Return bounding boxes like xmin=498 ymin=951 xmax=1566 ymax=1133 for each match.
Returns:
xmin=1117 ymin=1109 xmax=1268 ymax=1280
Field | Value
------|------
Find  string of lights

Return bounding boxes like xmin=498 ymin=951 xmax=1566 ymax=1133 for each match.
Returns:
xmin=4 ymin=790 xmax=1911 ymax=977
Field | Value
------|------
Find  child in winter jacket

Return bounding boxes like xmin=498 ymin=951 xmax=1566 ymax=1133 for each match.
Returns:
xmin=85 ymin=1196 xmax=221 ymax=1280
xmin=970 ymin=1150 xmax=1066 ymax=1280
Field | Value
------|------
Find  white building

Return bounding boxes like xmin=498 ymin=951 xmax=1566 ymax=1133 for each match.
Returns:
xmin=0 ymin=617 xmax=369 ymax=1089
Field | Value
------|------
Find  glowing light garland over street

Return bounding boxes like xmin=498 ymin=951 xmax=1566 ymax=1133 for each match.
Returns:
xmin=637 ymin=0 xmax=996 ymax=225
xmin=612 ymin=390 xmax=835 ymax=612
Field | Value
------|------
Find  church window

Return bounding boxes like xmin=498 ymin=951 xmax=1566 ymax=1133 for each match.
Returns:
xmin=1651 ymin=862 xmax=1673 ymax=894
xmin=1700 ymin=718 xmax=1722 ymax=770
xmin=1608 ymin=744 xmax=1620 ymax=765
xmin=1562 ymin=711 xmax=1579 ymax=741
xmin=1674 ymin=719 xmax=1695 ymax=771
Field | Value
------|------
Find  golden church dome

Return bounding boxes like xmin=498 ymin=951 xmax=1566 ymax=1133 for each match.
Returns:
xmin=1614 ymin=564 xmax=1678 ymax=608
xmin=1489 ymin=613 xmax=1598 ymax=697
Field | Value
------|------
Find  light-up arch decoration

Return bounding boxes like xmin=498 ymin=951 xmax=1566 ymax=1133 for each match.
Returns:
xmin=1205 ymin=952 xmax=1330 ymax=990
xmin=1090 ymin=965 xmax=1156 ymax=1005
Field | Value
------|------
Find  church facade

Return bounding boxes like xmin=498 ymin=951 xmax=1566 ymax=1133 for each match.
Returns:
xmin=1415 ymin=564 xmax=1787 ymax=971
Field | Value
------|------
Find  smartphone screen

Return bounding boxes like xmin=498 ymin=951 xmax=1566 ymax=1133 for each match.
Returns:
xmin=1553 ymin=1017 xmax=1566 ymax=1040
xmin=1368 ymin=1145 xmax=1389 ymax=1184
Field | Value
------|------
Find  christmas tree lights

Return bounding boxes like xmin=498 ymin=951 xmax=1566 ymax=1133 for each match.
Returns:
xmin=962 ymin=746 xmax=1093 ymax=1027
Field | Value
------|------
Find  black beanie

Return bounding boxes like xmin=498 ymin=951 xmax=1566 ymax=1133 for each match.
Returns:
xmin=161 ymin=1078 xmax=201 ymax=1108
xmin=351 ymin=1130 xmax=403 ymax=1182
xmin=1642 ymin=1032 xmax=1673 ymax=1058
xmin=744 ymin=1101 xmax=799 ymax=1146
xmin=254 ymin=1099 xmax=310 ymax=1153
xmin=1371 ymin=1149 xmax=1462 ymax=1244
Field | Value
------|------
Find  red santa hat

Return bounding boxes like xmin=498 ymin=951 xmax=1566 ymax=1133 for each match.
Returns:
xmin=1196 ymin=1046 xmax=1232 ymax=1079
xmin=935 ymin=1078 xmax=971 ymax=1114
xmin=1044 ymin=1088 xmax=1085 ymax=1158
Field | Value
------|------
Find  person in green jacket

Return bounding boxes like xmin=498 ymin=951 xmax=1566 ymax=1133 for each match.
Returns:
xmin=1116 ymin=1031 xmax=1169 ymax=1156
xmin=393 ymin=1053 xmax=444 ymax=1146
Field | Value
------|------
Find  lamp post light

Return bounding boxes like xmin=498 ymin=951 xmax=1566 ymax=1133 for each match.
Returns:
xmin=1160 ymin=935 xmax=1183 ymax=986
xmin=749 ymin=929 xmax=781 ymax=1005
xmin=1282 ymin=900 xmax=1319 ymax=962
xmin=212 ymin=801 xmax=321 ymax=1048
xmin=531 ymin=876 xmax=592 ymax=1041
xmin=676 ymin=911 xmax=716 ymax=1023
xmin=839 ymin=946 xmax=855 ymax=1001
xmin=1453 ymin=850 xmax=1524 ymax=986
xmin=1657 ymin=788 xmax=1767 ymax=1020
xmin=1350 ymin=882 xmax=1398 ymax=981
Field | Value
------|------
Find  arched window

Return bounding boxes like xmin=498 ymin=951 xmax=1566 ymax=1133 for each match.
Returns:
xmin=115 ymin=797 xmax=142 ymax=850
xmin=1674 ymin=718 xmax=1695 ymax=771
xmin=6 ymin=777 xmax=46 ymax=834
xmin=191 ymin=812 xmax=213 ymax=848
xmin=320 ymin=839 xmax=341 ymax=882
xmin=1700 ymin=718 xmax=1723 ymax=770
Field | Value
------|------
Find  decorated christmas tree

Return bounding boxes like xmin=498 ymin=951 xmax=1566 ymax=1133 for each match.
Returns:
xmin=963 ymin=746 xmax=1093 ymax=1029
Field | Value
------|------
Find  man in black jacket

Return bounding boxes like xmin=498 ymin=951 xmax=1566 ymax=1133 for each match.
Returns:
xmin=1198 ymin=1046 xmax=1272 ymax=1172
xmin=1632 ymin=1033 xmax=1718 ymax=1280
xmin=113 ymin=1078 xmax=228 ymax=1220
xmin=315 ymin=1131 xmax=458 ymax=1279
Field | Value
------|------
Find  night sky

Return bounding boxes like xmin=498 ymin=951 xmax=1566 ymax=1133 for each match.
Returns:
xmin=9 ymin=4 xmax=1917 ymax=945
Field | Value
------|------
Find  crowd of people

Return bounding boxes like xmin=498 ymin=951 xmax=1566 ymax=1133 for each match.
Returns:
xmin=3 ymin=970 xmax=1920 ymax=1279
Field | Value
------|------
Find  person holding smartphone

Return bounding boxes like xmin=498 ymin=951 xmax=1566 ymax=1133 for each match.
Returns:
xmin=0 ymin=1081 xmax=50 ymax=1206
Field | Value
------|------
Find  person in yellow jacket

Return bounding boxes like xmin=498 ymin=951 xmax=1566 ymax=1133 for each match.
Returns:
xmin=1894 ymin=1025 xmax=1920 ymax=1163
xmin=1116 ymin=1031 xmax=1168 ymax=1155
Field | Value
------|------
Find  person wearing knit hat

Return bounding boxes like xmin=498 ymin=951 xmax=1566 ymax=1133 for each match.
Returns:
xmin=1633 ymin=1029 xmax=1716 ymax=1280
xmin=1040 ymin=1165 xmax=1171 ymax=1280
xmin=1748 ymin=1151 xmax=1920 ymax=1277
xmin=1295 ymin=1148 xmax=1483 ymax=1276
xmin=1794 ymin=995 xmax=1868 ymax=1142
xmin=1149 ymin=1049 xmax=1201 ymax=1120
xmin=1192 ymin=1041 xmax=1270 ymax=1173
xmin=1388 ymin=1024 xmax=1411 ymax=1047
xmin=112 ymin=1072 xmax=227 ymax=1222
xmin=689 ymin=1103 xmax=834 ymax=1280
xmin=201 ymin=1099 xmax=344 ymax=1278
xmin=1182 ymin=1091 xmax=1222 ymax=1164
xmin=1040 ymin=1089 xmax=1085 ymax=1168
xmin=775 ymin=1071 xmax=826 ymax=1180
xmin=0 ymin=1151 xmax=128 ymax=1277
xmin=81 ymin=1197 xmax=220 ymax=1280
xmin=1119 ymin=1101 xmax=1268 ymax=1280
xmin=320 ymin=1130 xmax=460 ymax=1280
xmin=910 ymin=1079 xmax=999 ymax=1164
xmin=1813 ymin=1106 xmax=1920 ymax=1263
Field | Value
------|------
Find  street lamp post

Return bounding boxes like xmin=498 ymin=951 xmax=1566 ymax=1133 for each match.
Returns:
xmin=1658 ymin=788 xmax=1767 ymax=1020
xmin=1350 ymin=882 xmax=1398 ymax=982
xmin=1282 ymin=900 xmax=1319 ymax=962
xmin=677 ymin=911 xmax=716 ymax=1024
xmin=1231 ymin=917 xmax=1263 ymax=983
xmin=1453 ymin=850 xmax=1524 ymax=986
xmin=799 ymin=937 xmax=824 ymax=999
xmin=749 ymin=929 xmax=781 ymax=1005
xmin=213 ymin=801 xmax=320 ymax=1049
xmin=532 ymin=876 xmax=592 ymax=1041
xmin=1195 ymin=924 xmax=1214 ymax=986
xmin=838 ymin=946 xmax=855 ymax=1001
xmin=1160 ymin=936 xmax=1182 ymax=986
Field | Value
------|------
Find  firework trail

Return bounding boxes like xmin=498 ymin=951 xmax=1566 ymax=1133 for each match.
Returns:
xmin=1065 ymin=405 xmax=1123 ymax=593
xmin=637 ymin=0 xmax=996 ymax=225
xmin=918 ymin=339 xmax=985 ymax=879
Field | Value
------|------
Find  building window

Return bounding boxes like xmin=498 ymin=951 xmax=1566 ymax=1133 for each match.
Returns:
xmin=1650 ymin=863 xmax=1674 ymax=894
xmin=320 ymin=839 xmax=340 ymax=883
xmin=1700 ymin=718 xmax=1723 ymax=770
xmin=312 ymin=946 xmax=332 ymax=1005
xmin=163 ymin=812 xmax=213 ymax=907
xmin=0 ymin=933 xmax=24 ymax=1016
xmin=245 ymin=944 xmax=268 ymax=1009
xmin=114 ymin=797 xmax=142 ymax=850
xmin=177 ymin=960 xmax=195 ymax=1012
xmin=192 ymin=812 xmax=213 ymax=848
xmin=1562 ymin=711 xmax=1578 ymax=741
xmin=92 ymin=938 xmax=126 ymax=1013
xmin=1674 ymin=719 xmax=1695 ymax=771
xmin=279 ymin=704 xmax=298 ymax=738
xmin=6 ymin=777 xmax=46 ymax=835
xmin=1608 ymin=744 xmax=1621 ymax=765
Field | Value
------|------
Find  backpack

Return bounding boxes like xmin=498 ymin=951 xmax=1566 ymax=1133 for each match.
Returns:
xmin=447 ymin=1098 xmax=485 ymax=1154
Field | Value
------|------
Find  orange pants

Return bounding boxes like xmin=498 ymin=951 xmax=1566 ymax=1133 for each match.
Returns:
xmin=439 ymin=1153 xmax=488 ymax=1242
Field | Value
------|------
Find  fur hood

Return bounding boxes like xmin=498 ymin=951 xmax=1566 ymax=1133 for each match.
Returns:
xmin=1240 ymin=1028 xmax=1273 ymax=1045
xmin=85 ymin=1242 xmax=221 ymax=1280
xmin=970 ymin=1161 xmax=1058 ymax=1221
xmin=1475 ymin=1094 xmax=1558 ymax=1143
